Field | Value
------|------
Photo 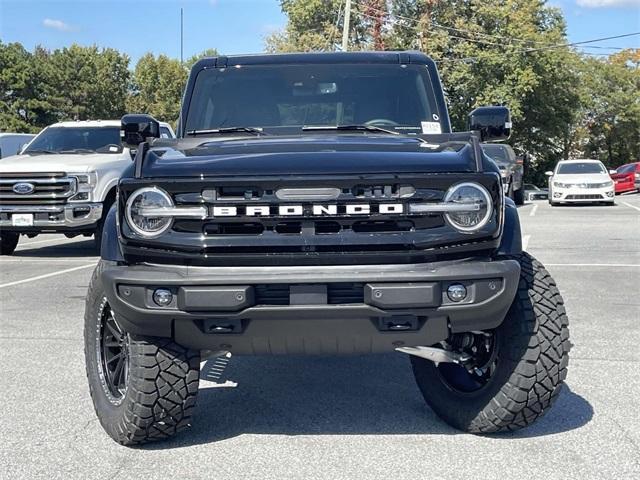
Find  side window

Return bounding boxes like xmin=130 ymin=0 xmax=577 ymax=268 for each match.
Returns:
xmin=160 ymin=127 xmax=172 ymax=139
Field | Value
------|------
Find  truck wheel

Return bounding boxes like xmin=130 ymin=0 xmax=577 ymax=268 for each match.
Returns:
xmin=513 ymin=187 xmax=525 ymax=206
xmin=410 ymin=252 xmax=570 ymax=433
xmin=0 ymin=232 xmax=19 ymax=255
xmin=84 ymin=262 xmax=200 ymax=445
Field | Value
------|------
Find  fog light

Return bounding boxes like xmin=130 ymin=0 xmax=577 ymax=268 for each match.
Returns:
xmin=153 ymin=288 xmax=173 ymax=307
xmin=447 ymin=284 xmax=467 ymax=302
xmin=553 ymin=192 xmax=562 ymax=198
xmin=606 ymin=191 xmax=614 ymax=198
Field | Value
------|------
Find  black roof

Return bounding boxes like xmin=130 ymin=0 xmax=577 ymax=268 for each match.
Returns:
xmin=191 ymin=51 xmax=436 ymax=71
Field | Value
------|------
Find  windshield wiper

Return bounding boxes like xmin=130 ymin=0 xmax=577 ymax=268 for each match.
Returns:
xmin=302 ymin=124 xmax=399 ymax=135
xmin=59 ymin=148 xmax=97 ymax=154
xmin=24 ymin=149 xmax=59 ymax=155
xmin=186 ymin=127 xmax=266 ymax=136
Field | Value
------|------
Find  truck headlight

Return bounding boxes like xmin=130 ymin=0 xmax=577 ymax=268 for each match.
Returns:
xmin=443 ymin=182 xmax=493 ymax=233
xmin=69 ymin=172 xmax=97 ymax=202
xmin=125 ymin=187 xmax=173 ymax=237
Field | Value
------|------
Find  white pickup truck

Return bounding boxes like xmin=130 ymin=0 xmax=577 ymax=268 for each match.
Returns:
xmin=0 ymin=120 xmax=175 ymax=254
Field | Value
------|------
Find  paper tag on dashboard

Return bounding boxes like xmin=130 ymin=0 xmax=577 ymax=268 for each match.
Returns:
xmin=421 ymin=121 xmax=441 ymax=134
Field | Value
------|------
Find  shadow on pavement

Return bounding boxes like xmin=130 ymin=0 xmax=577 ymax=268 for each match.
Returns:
xmin=145 ymin=353 xmax=593 ymax=449
xmin=13 ymin=238 xmax=97 ymax=258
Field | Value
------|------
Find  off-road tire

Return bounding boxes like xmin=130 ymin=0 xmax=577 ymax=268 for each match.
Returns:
xmin=411 ymin=252 xmax=570 ymax=433
xmin=84 ymin=261 xmax=200 ymax=445
xmin=0 ymin=231 xmax=19 ymax=255
xmin=513 ymin=187 xmax=525 ymax=206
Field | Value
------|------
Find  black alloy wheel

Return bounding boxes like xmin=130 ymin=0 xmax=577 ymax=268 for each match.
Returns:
xmin=97 ymin=305 xmax=129 ymax=403
xmin=435 ymin=331 xmax=499 ymax=394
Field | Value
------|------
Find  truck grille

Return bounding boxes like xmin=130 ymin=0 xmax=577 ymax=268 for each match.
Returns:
xmin=119 ymin=173 xmax=503 ymax=265
xmin=0 ymin=172 xmax=76 ymax=204
xmin=172 ymin=183 xmax=443 ymax=237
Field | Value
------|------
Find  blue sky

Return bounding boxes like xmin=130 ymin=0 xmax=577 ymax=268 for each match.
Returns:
xmin=0 ymin=0 xmax=638 ymax=64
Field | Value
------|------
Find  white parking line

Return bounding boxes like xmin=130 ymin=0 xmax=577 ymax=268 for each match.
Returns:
xmin=621 ymin=201 xmax=640 ymax=212
xmin=522 ymin=235 xmax=531 ymax=250
xmin=0 ymin=263 xmax=96 ymax=289
xmin=0 ymin=258 xmax=96 ymax=263
xmin=529 ymin=204 xmax=538 ymax=217
xmin=17 ymin=237 xmax=75 ymax=247
xmin=545 ymin=263 xmax=640 ymax=268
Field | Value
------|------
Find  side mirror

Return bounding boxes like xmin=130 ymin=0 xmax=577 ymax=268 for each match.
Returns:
xmin=468 ymin=106 xmax=511 ymax=142
xmin=609 ymin=169 xmax=617 ymax=175
xmin=545 ymin=171 xmax=553 ymax=176
xmin=121 ymin=114 xmax=160 ymax=148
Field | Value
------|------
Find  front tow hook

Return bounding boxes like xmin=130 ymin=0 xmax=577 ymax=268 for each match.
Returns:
xmin=396 ymin=346 xmax=471 ymax=365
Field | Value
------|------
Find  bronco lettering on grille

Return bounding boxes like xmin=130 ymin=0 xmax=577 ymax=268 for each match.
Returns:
xmin=210 ymin=203 xmax=405 ymax=217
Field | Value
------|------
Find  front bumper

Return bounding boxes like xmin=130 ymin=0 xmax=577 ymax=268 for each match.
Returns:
xmin=101 ymin=258 xmax=521 ymax=355
xmin=551 ymin=186 xmax=614 ymax=202
xmin=0 ymin=203 xmax=103 ymax=232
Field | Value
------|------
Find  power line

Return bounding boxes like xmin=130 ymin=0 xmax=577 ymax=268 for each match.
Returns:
xmin=355 ymin=10 xmax=507 ymax=48
xmin=439 ymin=33 xmax=640 ymax=63
xmin=353 ymin=1 xmax=552 ymax=46
xmin=354 ymin=8 xmax=640 ymax=62
xmin=354 ymin=1 xmax=640 ymax=52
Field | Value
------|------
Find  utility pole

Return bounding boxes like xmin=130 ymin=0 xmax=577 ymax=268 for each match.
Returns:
xmin=341 ymin=0 xmax=351 ymax=52
xmin=180 ymin=7 xmax=184 ymax=64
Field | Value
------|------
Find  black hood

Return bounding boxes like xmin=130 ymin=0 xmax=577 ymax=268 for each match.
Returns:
xmin=141 ymin=134 xmax=478 ymax=178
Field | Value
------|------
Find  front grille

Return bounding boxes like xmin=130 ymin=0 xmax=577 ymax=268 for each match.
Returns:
xmin=171 ymin=182 xmax=444 ymax=237
xmin=0 ymin=173 xmax=76 ymax=204
xmin=565 ymin=194 xmax=603 ymax=200
xmin=119 ymin=173 xmax=503 ymax=265
xmin=254 ymin=283 xmax=365 ymax=305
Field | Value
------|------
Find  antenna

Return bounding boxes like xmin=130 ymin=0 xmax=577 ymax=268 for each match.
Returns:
xmin=180 ymin=7 xmax=184 ymax=64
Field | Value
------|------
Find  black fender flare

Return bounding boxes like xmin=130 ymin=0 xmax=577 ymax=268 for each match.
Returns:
xmin=497 ymin=197 xmax=523 ymax=255
xmin=100 ymin=204 xmax=124 ymax=262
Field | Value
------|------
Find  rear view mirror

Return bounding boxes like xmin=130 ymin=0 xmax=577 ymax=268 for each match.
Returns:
xmin=121 ymin=114 xmax=160 ymax=148
xmin=545 ymin=171 xmax=553 ymax=176
xmin=468 ymin=106 xmax=511 ymax=142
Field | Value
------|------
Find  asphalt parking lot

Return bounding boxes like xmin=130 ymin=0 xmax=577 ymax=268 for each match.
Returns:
xmin=1 ymin=195 xmax=639 ymax=480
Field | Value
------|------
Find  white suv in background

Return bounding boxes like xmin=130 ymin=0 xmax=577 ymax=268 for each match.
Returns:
xmin=0 ymin=120 xmax=175 ymax=254
xmin=546 ymin=159 xmax=615 ymax=206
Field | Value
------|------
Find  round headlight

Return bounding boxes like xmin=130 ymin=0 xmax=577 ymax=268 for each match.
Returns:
xmin=125 ymin=187 xmax=173 ymax=237
xmin=443 ymin=182 xmax=493 ymax=233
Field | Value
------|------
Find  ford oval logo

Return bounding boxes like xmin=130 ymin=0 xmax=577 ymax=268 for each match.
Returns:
xmin=12 ymin=182 xmax=35 ymax=195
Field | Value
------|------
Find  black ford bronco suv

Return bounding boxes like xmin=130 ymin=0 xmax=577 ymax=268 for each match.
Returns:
xmin=84 ymin=52 xmax=570 ymax=445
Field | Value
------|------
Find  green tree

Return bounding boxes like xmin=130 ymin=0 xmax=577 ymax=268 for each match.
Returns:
xmin=0 ymin=42 xmax=58 ymax=132
xmin=580 ymin=52 xmax=640 ymax=166
xmin=47 ymin=44 xmax=130 ymax=121
xmin=127 ymin=53 xmax=188 ymax=124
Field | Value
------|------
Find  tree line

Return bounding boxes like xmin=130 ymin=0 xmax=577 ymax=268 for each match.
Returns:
xmin=1 ymin=0 xmax=638 ymax=183
xmin=0 ymin=42 xmax=218 ymax=134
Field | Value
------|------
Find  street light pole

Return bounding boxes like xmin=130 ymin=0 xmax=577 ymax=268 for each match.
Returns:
xmin=341 ymin=0 xmax=351 ymax=52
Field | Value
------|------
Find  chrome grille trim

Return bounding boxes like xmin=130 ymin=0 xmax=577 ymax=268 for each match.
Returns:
xmin=0 ymin=175 xmax=76 ymax=202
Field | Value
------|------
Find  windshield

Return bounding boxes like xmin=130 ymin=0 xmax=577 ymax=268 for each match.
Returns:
xmin=557 ymin=162 xmax=606 ymax=175
xmin=24 ymin=126 xmax=122 ymax=154
xmin=184 ymin=64 xmax=441 ymax=134
xmin=616 ymin=164 xmax=636 ymax=174
xmin=481 ymin=145 xmax=511 ymax=164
